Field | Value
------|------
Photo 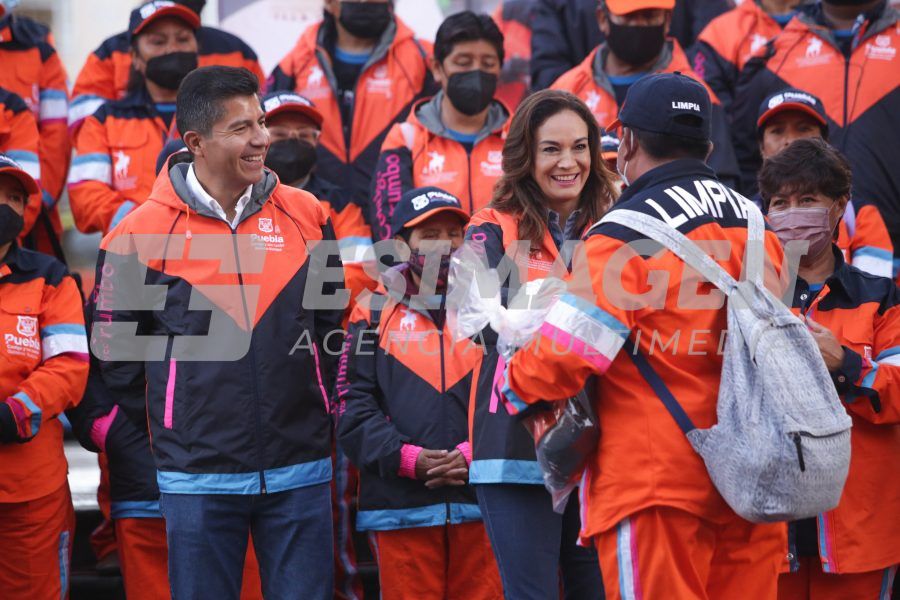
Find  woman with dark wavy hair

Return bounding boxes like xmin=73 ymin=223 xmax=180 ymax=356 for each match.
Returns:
xmin=465 ymin=89 xmax=615 ymax=598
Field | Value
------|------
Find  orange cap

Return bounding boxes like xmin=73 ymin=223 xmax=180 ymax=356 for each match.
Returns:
xmin=605 ymin=0 xmax=675 ymax=16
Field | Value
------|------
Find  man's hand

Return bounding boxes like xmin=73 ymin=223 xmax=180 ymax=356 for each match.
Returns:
xmin=415 ymin=449 xmax=468 ymax=489
xmin=805 ymin=317 xmax=846 ymax=371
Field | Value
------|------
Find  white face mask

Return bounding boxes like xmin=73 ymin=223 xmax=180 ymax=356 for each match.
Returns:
xmin=617 ymin=129 xmax=634 ymax=188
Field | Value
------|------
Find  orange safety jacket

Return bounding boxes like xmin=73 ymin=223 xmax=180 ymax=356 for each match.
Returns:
xmin=268 ymin=17 xmax=434 ymax=210
xmin=492 ymin=0 xmax=535 ymax=111
xmin=0 ymin=12 xmax=69 ymax=203
xmin=551 ymin=40 xmax=740 ymax=187
xmin=0 ymin=244 xmax=88 ymax=503
xmin=370 ymin=94 xmax=509 ymax=240
xmin=503 ymin=159 xmax=785 ymax=538
xmin=690 ymin=0 xmax=789 ymax=110
xmin=69 ymin=26 xmax=265 ymax=135
xmin=786 ymin=247 xmax=900 ymax=575
xmin=731 ymin=3 xmax=900 ymax=260
xmin=0 ymin=87 xmax=41 ymax=237
xmin=68 ymin=89 xmax=180 ymax=235
xmin=836 ymin=197 xmax=894 ymax=279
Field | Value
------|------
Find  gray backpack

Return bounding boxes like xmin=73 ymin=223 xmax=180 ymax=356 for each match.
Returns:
xmin=597 ymin=202 xmax=852 ymax=523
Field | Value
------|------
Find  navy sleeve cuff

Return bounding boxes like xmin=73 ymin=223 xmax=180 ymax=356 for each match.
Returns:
xmin=0 ymin=403 xmax=17 ymax=443
xmin=832 ymin=345 xmax=863 ymax=394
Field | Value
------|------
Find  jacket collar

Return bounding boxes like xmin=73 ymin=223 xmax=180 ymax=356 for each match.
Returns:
xmin=615 ymin=159 xmax=716 ymax=207
xmin=156 ymin=162 xmax=278 ymax=226
xmin=413 ymin=92 xmax=510 ymax=145
xmin=591 ymin=39 xmax=678 ymax=95
xmin=0 ymin=243 xmax=39 ymax=275
xmin=795 ymin=0 xmax=896 ymax=49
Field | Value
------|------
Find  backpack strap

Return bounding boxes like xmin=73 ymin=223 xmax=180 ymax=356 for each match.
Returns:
xmin=623 ymin=336 xmax=696 ymax=434
xmin=743 ymin=200 xmax=766 ymax=286
xmin=597 ymin=209 xmax=738 ymax=294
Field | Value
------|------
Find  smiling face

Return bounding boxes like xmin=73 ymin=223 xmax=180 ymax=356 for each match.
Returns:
xmin=760 ymin=111 xmax=824 ymax=160
xmin=532 ymin=109 xmax=591 ymax=208
xmin=404 ymin=211 xmax=466 ymax=253
xmin=191 ymin=95 xmax=269 ymax=190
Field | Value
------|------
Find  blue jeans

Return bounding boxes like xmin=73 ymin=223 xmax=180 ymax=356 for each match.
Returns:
xmin=476 ymin=484 xmax=603 ymax=600
xmin=160 ymin=483 xmax=334 ymax=600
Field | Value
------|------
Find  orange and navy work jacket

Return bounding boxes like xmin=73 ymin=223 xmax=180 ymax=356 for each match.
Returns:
xmin=336 ymin=284 xmax=483 ymax=530
xmin=731 ymin=3 xmax=900 ymax=262
xmin=1 ymin=87 xmax=42 ymax=236
xmin=492 ymin=0 xmax=535 ymax=111
xmin=690 ymin=0 xmax=790 ymax=110
xmin=551 ymin=40 xmax=740 ymax=187
xmin=268 ymin=17 xmax=434 ymax=208
xmin=836 ymin=197 xmax=894 ymax=279
xmin=68 ymin=89 xmax=180 ymax=235
xmin=371 ymin=94 xmax=509 ymax=240
xmin=0 ymin=244 xmax=88 ymax=503
xmin=92 ymin=163 xmax=345 ymax=495
xmin=0 ymin=12 xmax=69 ymax=203
xmin=464 ymin=206 xmax=588 ymax=486
xmin=786 ymin=247 xmax=900 ymax=575
xmin=503 ymin=159 xmax=785 ymax=538
xmin=69 ymin=26 xmax=265 ymax=135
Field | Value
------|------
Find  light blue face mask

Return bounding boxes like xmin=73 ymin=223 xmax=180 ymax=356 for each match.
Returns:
xmin=0 ymin=0 xmax=22 ymax=12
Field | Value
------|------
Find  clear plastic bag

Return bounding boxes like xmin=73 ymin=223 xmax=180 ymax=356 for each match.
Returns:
xmin=447 ymin=244 xmax=598 ymax=513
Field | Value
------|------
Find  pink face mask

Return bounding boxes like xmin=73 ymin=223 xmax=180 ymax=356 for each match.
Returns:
xmin=766 ymin=206 xmax=835 ymax=261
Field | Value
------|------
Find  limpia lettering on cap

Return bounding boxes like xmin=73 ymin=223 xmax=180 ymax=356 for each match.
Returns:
xmin=672 ymin=101 xmax=701 ymax=112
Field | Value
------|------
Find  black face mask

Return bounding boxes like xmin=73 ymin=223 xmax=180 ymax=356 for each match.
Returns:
xmin=144 ymin=51 xmax=198 ymax=90
xmin=339 ymin=2 xmax=392 ymax=40
xmin=0 ymin=204 xmax=24 ymax=247
xmin=445 ymin=70 xmax=498 ymax=116
xmin=175 ymin=0 xmax=206 ymax=15
xmin=265 ymin=139 xmax=318 ymax=186
xmin=605 ymin=21 xmax=666 ymax=66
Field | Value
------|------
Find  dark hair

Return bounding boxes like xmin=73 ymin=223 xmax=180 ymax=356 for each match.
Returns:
xmin=491 ymin=90 xmax=617 ymax=244
xmin=630 ymin=127 xmax=712 ymax=161
xmin=176 ymin=66 xmax=259 ymax=137
xmin=757 ymin=138 xmax=852 ymax=210
xmin=434 ymin=11 xmax=505 ymax=66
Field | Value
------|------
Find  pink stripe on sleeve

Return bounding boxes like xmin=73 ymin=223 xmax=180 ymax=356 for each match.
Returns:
xmin=164 ymin=359 xmax=176 ymax=429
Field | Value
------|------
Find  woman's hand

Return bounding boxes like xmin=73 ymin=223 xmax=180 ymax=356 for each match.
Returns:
xmin=804 ymin=317 xmax=846 ymax=372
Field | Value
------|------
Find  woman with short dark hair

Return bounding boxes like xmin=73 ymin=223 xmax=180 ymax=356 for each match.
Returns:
xmin=759 ymin=138 xmax=900 ymax=600
xmin=465 ymin=88 xmax=615 ymax=599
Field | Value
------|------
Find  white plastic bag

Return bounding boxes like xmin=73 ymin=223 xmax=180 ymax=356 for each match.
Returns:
xmin=447 ymin=244 xmax=597 ymax=512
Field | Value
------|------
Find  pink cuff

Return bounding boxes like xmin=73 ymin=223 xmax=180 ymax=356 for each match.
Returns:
xmin=89 ymin=406 xmax=119 ymax=453
xmin=456 ymin=441 xmax=472 ymax=466
xmin=398 ymin=444 xmax=424 ymax=479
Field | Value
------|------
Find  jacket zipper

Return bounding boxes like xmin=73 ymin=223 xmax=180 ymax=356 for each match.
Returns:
xmin=230 ymin=228 xmax=268 ymax=494
xmin=439 ymin=327 xmax=451 ymax=525
xmin=466 ymin=149 xmax=474 ymax=214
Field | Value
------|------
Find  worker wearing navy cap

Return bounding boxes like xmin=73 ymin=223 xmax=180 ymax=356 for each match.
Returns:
xmin=504 ymin=72 xmax=788 ymax=599
xmin=337 ymin=186 xmax=502 ymax=600
xmin=755 ymin=87 xmax=893 ymax=279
